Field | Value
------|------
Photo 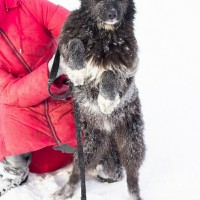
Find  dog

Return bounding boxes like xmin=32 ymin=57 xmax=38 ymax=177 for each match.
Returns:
xmin=54 ymin=0 xmax=145 ymax=199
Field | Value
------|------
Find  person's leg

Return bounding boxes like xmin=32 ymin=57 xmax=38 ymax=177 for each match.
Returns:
xmin=0 ymin=153 xmax=31 ymax=196
xmin=4 ymin=153 xmax=31 ymax=168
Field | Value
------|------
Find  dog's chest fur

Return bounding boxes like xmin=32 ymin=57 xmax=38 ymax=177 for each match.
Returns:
xmin=60 ymin=10 xmax=138 ymax=71
xmin=60 ymin=10 xmax=138 ymax=133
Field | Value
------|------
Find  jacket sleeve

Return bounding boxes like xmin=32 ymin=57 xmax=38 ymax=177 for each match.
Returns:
xmin=0 ymin=63 xmax=68 ymax=107
xmin=0 ymin=0 xmax=70 ymax=107
xmin=25 ymin=0 xmax=71 ymax=38
xmin=0 ymin=63 xmax=46 ymax=106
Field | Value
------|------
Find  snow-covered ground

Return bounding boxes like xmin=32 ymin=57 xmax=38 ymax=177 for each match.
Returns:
xmin=2 ymin=0 xmax=200 ymax=199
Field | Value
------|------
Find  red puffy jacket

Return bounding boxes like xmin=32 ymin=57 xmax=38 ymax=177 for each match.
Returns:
xmin=0 ymin=0 xmax=77 ymax=162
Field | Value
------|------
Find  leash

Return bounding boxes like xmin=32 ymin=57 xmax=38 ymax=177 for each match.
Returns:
xmin=48 ymin=49 xmax=87 ymax=200
xmin=48 ymin=49 xmax=73 ymax=100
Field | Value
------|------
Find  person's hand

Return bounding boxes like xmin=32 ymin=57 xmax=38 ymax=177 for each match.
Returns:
xmin=48 ymin=55 xmax=67 ymax=78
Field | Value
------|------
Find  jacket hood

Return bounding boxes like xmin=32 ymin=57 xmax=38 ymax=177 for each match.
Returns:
xmin=0 ymin=0 xmax=21 ymax=25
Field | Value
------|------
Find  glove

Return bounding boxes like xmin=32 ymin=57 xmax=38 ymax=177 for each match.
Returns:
xmin=48 ymin=54 xmax=67 ymax=78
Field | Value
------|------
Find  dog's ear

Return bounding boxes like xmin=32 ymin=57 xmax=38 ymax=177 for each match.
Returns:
xmin=79 ymin=0 xmax=90 ymax=7
xmin=79 ymin=0 xmax=85 ymax=4
xmin=125 ymin=0 xmax=136 ymax=20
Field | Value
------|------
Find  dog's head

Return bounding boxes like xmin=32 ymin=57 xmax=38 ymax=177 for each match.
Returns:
xmin=80 ymin=0 xmax=135 ymax=30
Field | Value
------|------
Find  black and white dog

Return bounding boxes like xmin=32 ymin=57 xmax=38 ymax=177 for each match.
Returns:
xmin=54 ymin=0 xmax=145 ymax=199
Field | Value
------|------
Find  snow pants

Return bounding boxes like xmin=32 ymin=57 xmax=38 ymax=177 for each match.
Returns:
xmin=3 ymin=153 xmax=31 ymax=168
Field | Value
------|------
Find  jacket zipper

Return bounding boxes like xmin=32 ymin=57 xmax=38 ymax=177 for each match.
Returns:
xmin=44 ymin=100 xmax=61 ymax=145
xmin=0 ymin=28 xmax=31 ymax=72
xmin=0 ymin=28 xmax=61 ymax=145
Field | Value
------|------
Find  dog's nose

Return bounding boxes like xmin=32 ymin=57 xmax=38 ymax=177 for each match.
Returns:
xmin=107 ymin=9 xmax=117 ymax=20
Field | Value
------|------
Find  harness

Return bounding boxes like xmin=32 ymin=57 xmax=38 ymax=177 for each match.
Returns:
xmin=48 ymin=49 xmax=87 ymax=200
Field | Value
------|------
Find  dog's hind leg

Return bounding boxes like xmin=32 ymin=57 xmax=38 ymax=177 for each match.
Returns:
xmin=97 ymin=137 xmax=123 ymax=183
xmin=116 ymin=113 xmax=145 ymax=200
xmin=53 ymin=129 xmax=107 ymax=199
xmin=53 ymin=162 xmax=79 ymax=200
xmin=118 ymin=138 xmax=144 ymax=200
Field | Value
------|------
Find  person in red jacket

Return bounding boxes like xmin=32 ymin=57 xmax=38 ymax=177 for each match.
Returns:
xmin=0 ymin=0 xmax=77 ymax=196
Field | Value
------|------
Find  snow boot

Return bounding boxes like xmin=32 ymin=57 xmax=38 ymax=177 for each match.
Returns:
xmin=0 ymin=153 xmax=31 ymax=196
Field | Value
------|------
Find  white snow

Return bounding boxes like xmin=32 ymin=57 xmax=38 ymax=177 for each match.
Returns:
xmin=2 ymin=0 xmax=200 ymax=199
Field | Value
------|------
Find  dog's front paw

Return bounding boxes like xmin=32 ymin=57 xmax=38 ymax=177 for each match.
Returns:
xmin=65 ymin=38 xmax=86 ymax=86
xmin=66 ymin=67 xmax=86 ymax=86
xmin=98 ymin=70 xmax=120 ymax=114
xmin=97 ymin=93 xmax=120 ymax=114
xmin=68 ymin=38 xmax=85 ymax=70
xmin=53 ymin=184 xmax=76 ymax=200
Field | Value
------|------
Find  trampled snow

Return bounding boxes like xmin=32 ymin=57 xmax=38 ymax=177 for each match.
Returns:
xmin=2 ymin=0 xmax=200 ymax=199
